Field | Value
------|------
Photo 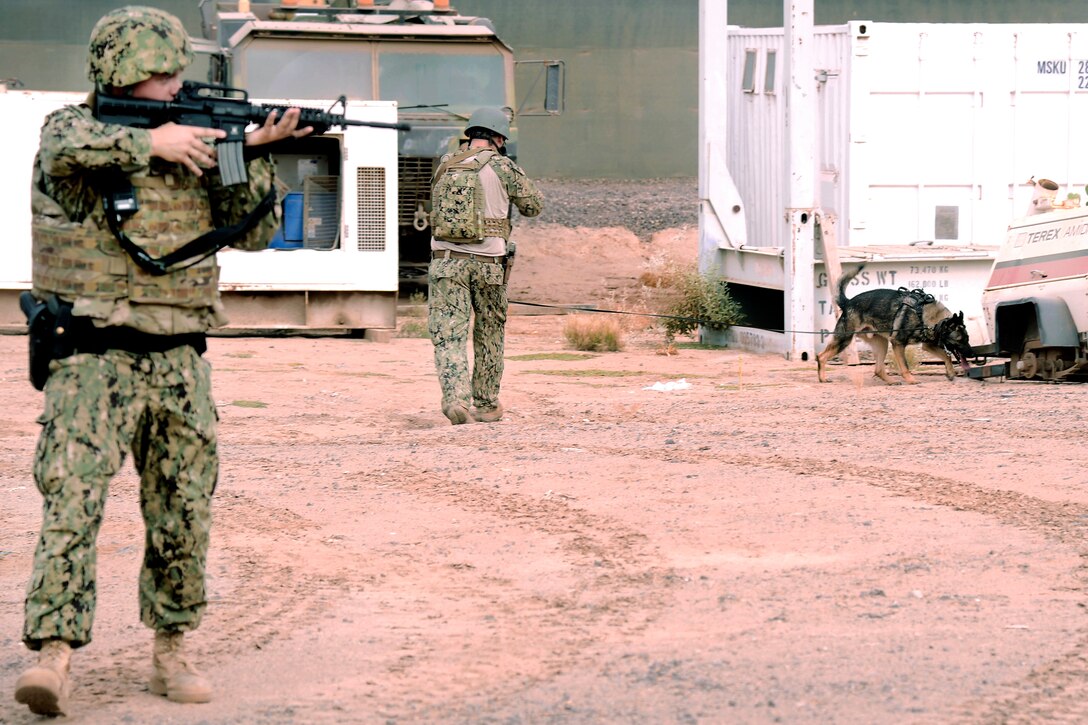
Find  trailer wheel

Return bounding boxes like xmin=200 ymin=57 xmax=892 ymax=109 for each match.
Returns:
xmin=1013 ymin=350 xmax=1037 ymax=379
xmin=1039 ymin=348 xmax=1085 ymax=381
xmin=1045 ymin=350 xmax=1065 ymax=378
xmin=1012 ymin=347 xmax=1085 ymax=381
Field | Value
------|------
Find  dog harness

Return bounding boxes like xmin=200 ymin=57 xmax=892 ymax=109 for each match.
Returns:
xmin=893 ymin=286 xmax=957 ymax=353
xmin=896 ymin=287 xmax=935 ymax=309
xmin=895 ymin=288 xmax=966 ymax=361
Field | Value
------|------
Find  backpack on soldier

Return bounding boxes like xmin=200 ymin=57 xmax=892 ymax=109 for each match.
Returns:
xmin=430 ymin=148 xmax=498 ymax=243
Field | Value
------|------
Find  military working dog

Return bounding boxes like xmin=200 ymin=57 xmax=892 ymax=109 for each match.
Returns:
xmin=816 ymin=265 xmax=974 ymax=384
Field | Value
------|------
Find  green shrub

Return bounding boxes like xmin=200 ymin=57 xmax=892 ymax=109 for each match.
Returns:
xmin=660 ymin=264 xmax=744 ymax=340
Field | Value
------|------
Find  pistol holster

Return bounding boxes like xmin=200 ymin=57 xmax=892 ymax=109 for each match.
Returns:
xmin=19 ymin=292 xmax=77 ymax=391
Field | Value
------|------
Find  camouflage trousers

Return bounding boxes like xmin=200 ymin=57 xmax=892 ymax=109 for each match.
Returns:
xmin=23 ymin=345 xmax=218 ymax=650
xmin=428 ymin=256 xmax=508 ymax=411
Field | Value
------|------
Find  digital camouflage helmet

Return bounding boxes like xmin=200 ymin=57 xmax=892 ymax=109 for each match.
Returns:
xmin=87 ymin=6 xmax=193 ymax=88
xmin=465 ymin=107 xmax=511 ymax=140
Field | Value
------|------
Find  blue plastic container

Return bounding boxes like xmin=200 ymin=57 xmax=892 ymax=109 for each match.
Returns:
xmin=269 ymin=230 xmax=302 ymax=249
xmin=283 ymin=192 xmax=303 ymax=241
xmin=269 ymin=192 xmax=304 ymax=249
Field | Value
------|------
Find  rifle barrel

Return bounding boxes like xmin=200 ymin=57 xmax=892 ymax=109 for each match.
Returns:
xmin=340 ymin=118 xmax=412 ymax=131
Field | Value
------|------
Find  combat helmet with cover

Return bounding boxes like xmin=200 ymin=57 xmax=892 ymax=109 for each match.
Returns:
xmin=87 ymin=6 xmax=193 ymax=88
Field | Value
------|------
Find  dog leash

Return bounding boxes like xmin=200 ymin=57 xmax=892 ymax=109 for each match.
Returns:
xmin=508 ymin=299 xmax=941 ymax=338
xmin=510 ymin=300 xmax=721 ymax=328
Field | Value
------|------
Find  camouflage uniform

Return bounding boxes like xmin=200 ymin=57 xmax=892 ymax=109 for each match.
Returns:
xmin=22 ymin=8 xmax=279 ymax=651
xmin=428 ymin=144 xmax=542 ymax=420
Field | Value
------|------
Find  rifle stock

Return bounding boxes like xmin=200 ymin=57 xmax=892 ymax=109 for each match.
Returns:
xmin=93 ymin=81 xmax=410 ymax=185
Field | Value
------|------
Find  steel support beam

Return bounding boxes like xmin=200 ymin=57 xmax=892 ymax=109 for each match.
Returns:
xmin=784 ymin=0 xmax=817 ymax=361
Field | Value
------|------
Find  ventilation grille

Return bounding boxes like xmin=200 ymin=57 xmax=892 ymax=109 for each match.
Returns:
xmin=302 ymin=175 xmax=339 ymax=250
xmin=398 ymin=156 xmax=436 ymax=227
xmin=356 ymin=167 xmax=386 ymax=252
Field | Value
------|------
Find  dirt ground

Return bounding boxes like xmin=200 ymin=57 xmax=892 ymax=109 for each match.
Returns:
xmin=3 ymin=223 xmax=1088 ymax=724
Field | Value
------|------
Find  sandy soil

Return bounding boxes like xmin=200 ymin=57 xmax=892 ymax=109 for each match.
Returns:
xmin=3 ymin=223 xmax=1088 ymax=724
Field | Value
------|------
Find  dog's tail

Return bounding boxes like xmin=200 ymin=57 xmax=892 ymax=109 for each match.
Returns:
xmin=835 ymin=264 xmax=865 ymax=309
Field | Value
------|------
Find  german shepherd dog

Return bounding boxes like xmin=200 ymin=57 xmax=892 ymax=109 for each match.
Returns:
xmin=816 ymin=265 xmax=974 ymax=384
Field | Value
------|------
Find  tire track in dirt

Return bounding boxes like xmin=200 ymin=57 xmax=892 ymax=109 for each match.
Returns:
xmin=214 ymin=376 xmax=1088 ymax=721
xmin=137 ymin=437 xmax=683 ymax=722
xmin=208 ymin=490 xmax=345 ymax=655
xmin=66 ymin=488 xmax=343 ymax=716
xmin=775 ymin=452 xmax=1088 ymax=725
xmin=366 ymin=463 xmax=682 ymax=719
xmin=561 ymin=439 xmax=1088 ymax=724
xmin=785 ymin=456 xmax=1088 ymax=725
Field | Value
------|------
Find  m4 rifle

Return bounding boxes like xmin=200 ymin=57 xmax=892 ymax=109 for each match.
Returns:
xmin=94 ymin=81 xmax=410 ymax=185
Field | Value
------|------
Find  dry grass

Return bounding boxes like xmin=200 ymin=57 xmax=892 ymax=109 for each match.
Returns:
xmin=397 ymin=319 xmax=430 ymax=338
xmin=572 ymin=251 xmax=685 ymax=341
xmin=564 ymin=314 xmax=624 ymax=352
xmin=638 ymin=250 xmax=683 ymax=289
xmin=396 ymin=292 xmax=430 ymax=338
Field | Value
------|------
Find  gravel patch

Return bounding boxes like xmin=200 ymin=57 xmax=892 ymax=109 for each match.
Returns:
xmin=516 ymin=177 xmax=698 ymax=240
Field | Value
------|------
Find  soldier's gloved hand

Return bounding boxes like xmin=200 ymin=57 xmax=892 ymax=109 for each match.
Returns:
xmin=149 ymin=123 xmax=226 ymax=176
xmin=246 ymin=107 xmax=313 ymax=147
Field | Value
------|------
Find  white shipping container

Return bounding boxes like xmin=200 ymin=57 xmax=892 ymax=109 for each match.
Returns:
xmin=701 ymin=21 xmax=1088 ymax=355
xmin=727 ymin=21 xmax=1088 ymax=251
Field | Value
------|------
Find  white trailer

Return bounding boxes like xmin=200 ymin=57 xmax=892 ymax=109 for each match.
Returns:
xmin=978 ymin=196 xmax=1088 ymax=381
xmin=0 ymin=85 xmax=400 ymax=337
xmin=700 ymin=9 xmax=1088 ymax=358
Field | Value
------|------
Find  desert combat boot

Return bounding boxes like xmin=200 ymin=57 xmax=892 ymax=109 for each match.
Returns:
xmin=150 ymin=631 xmax=212 ymax=703
xmin=442 ymin=403 xmax=476 ymax=425
xmin=474 ymin=401 xmax=504 ymax=423
xmin=14 ymin=639 xmax=72 ymax=716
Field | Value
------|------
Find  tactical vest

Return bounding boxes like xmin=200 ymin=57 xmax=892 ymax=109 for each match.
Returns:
xmin=32 ymin=171 xmax=220 ymax=307
xmin=430 ymin=148 xmax=513 ymax=243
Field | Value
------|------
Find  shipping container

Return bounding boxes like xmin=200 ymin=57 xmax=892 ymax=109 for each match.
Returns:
xmin=701 ymin=21 xmax=1088 ymax=354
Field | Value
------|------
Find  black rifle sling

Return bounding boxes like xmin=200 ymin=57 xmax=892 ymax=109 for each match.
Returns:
xmin=102 ymin=177 xmax=277 ymax=277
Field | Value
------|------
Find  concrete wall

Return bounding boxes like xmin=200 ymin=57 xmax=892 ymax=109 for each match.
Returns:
xmin=2 ymin=1 xmax=1085 ymax=179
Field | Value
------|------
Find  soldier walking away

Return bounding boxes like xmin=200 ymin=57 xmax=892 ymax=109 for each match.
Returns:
xmin=14 ymin=6 xmax=310 ymax=717
xmin=428 ymin=107 xmax=543 ymax=424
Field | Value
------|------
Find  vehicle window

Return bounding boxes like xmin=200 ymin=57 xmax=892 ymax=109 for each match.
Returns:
xmin=379 ymin=50 xmax=503 ymax=113
xmin=241 ymin=40 xmax=374 ymax=100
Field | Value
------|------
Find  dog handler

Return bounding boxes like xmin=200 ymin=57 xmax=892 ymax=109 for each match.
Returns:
xmin=427 ymin=108 xmax=544 ymax=424
xmin=14 ymin=6 xmax=310 ymax=716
